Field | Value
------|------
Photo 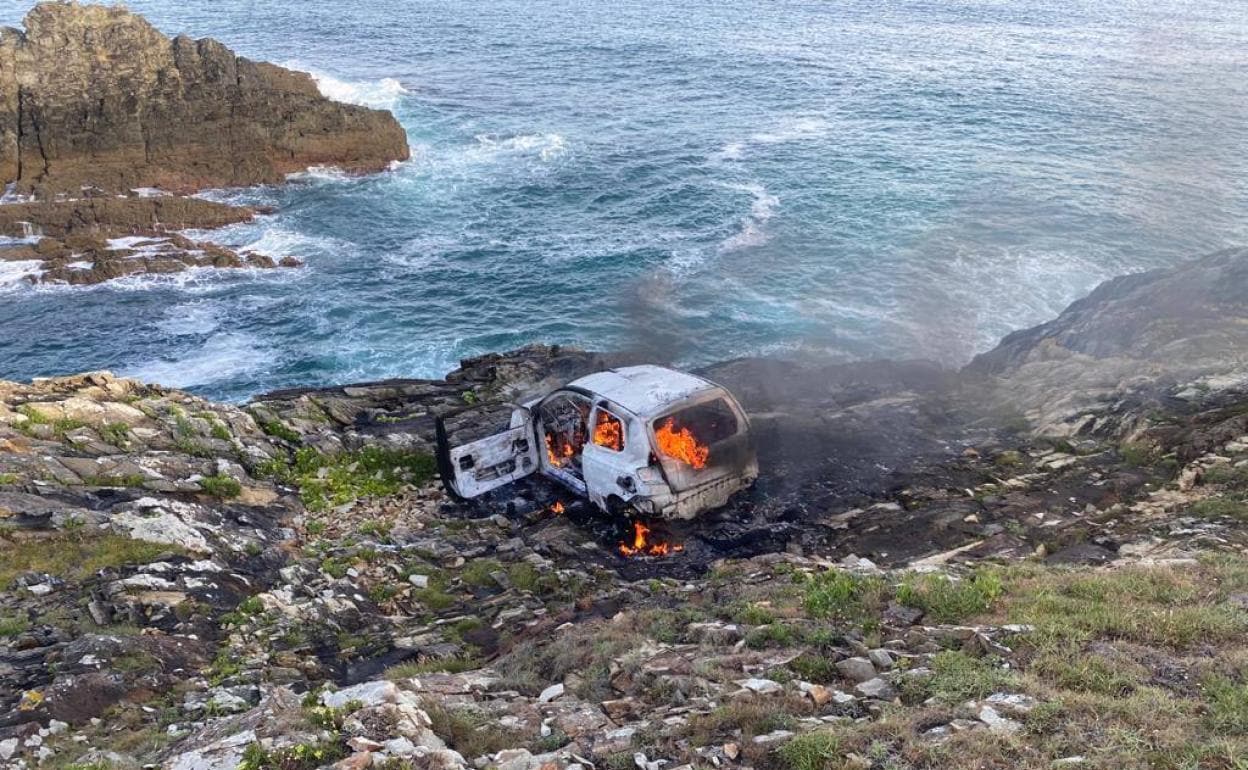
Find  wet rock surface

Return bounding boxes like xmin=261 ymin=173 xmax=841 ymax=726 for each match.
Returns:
xmin=2 ymin=251 xmax=1248 ymax=768
xmin=0 ymin=230 xmax=301 ymax=286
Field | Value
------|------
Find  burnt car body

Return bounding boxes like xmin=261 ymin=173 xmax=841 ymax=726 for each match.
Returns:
xmin=436 ymin=365 xmax=758 ymax=519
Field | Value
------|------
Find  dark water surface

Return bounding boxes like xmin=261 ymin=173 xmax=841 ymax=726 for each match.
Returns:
xmin=2 ymin=0 xmax=1246 ymax=400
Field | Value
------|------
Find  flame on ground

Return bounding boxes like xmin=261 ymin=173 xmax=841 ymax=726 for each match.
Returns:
xmin=654 ymin=418 xmax=710 ymax=469
xmin=618 ymin=520 xmax=684 ymax=558
xmin=550 ymin=501 xmax=565 ymax=515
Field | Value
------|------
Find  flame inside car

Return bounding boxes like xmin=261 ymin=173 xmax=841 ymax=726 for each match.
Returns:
xmin=545 ymin=431 xmax=576 ymax=467
xmin=593 ymin=411 xmax=624 ymax=451
xmin=618 ymin=520 xmax=685 ymax=558
xmin=654 ymin=417 xmax=710 ymax=469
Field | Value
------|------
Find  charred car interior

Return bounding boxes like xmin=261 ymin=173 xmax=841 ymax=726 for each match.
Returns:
xmin=436 ymin=365 xmax=759 ymax=520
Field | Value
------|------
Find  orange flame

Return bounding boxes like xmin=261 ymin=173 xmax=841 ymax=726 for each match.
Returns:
xmin=545 ymin=432 xmax=575 ymax=467
xmin=550 ymin=501 xmax=565 ymax=515
xmin=618 ymin=520 xmax=684 ymax=558
xmin=593 ymin=412 xmax=623 ymax=451
xmin=654 ymin=418 xmax=710 ymax=469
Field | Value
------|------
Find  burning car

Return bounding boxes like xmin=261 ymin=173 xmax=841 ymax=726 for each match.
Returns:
xmin=436 ymin=365 xmax=758 ymax=519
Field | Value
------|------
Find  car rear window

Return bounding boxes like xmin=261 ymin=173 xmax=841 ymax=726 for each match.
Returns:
xmin=652 ymin=398 xmax=739 ymax=469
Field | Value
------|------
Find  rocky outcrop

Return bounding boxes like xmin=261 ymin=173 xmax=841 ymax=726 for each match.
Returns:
xmin=0 ymin=2 xmax=409 ymax=196
xmin=964 ymin=248 xmax=1248 ymax=436
xmin=0 ymin=231 xmax=302 ymax=286
xmin=0 ymin=197 xmax=259 ymax=237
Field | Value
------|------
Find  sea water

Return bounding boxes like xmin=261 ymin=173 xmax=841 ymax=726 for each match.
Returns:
xmin=1 ymin=0 xmax=1246 ymax=400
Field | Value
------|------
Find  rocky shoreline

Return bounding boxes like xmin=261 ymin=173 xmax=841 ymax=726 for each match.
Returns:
xmin=2 ymin=249 xmax=1247 ymax=770
xmin=0 ymin=2 xmax=410 ymax=286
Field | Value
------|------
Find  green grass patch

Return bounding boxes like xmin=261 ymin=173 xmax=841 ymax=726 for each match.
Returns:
xmin=199 ymin=474 xmax=242 ymax=498
xmin=422 ymin=697 xmax=526 ymax=759
xmin=904 ymin=650 xmax=1018 ymax=703
xmin=258 ymin=419 xmax=302 ymax=443
xmin=82 ymin=473 xmax=146 ymax=488
xmin=0 ymin=532 xmax=180 ymax=588
xmin=896 ymin=569 xmax=1004 ymax=623
xmin=100 ymin=422 xmax=131 ymax=446
xmin=1188 ymin=495 xmax=1248 ymax=521
xmin=0 ymin=472 xmax=19 ymax=486
xmin=802 ymin=570 xmax=889 ymax=628
xmin=0 ymin=614 xmax=29 ymax=637
xmin=237 ymin=739 xmax=347 ymax=770
xmin=993 ymin=562 xmax=1248 ymax=649
xmin=461 ymin=558 xmax=503 ymax=588
xmin=384 ymin=654 xmax=483 ymax=679
xmin=265 ymin=446 xmax=436 ymax=511
xmin=776 ymin=729 xmax=841 ymax=770
xmin=1204 ymin=674 xmax=1248 ymax=735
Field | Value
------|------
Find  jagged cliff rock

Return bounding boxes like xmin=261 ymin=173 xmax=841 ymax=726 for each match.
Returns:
xmin=0 ymin=2 xmax=409 ymax=196
xmin=964 ymin=248 xmax=1248 ymax=436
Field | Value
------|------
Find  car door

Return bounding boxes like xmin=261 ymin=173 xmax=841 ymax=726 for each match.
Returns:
xmin=436 ymin=402 xmax=539 ymax=499
xmin=581 ymin=402 xmax=636 ymax=512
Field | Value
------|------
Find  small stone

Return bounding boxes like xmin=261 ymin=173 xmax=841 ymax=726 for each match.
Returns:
xmin=985 ymin=692 xmax=1039 ymax=716
xmin=977 ymin=705 xmax=1022 ymax=734
xmin=722 ymin=743 xmax=739 ymax=760
xmin=0 ymin=739 xmax=18 ymax=761
xmin=383 ymin=738 xmax=417 ymax=757
xmin=796 ymin=682 xmax=831 ymax=707
xmin=735 ymin=677 xmax=782 ymax=695
xmin=836 ymin=657 xmax=877 ymax=683
xmin=1052 ymin=757 xmax=1087 ymax=766
xmin=751 ymin=730 xmax=794 ymax=746
xmin=853 ymin=678 xmax=897 ymax=700
xmin=538 ymin=683 xmax=565 ymax=703
xmin=322 ymin=680 xmax=397 ymax=709
xmin=408 ymin=574 xmax=429 ymax=589
xmin=867 ymin=649 xmax=894 ymax=670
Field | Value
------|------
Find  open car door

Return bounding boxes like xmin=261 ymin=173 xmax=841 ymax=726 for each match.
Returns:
xmin=436 ymin=403 xmax=540 ymax=499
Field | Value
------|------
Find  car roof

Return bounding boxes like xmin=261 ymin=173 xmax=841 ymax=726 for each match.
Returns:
xmin=567 ymin=365 xmax=720 ymax=417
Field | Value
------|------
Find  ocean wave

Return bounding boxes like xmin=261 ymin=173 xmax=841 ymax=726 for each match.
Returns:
xmin=469 ymin=132 xmax=568 ymax=163
xmin=233 ymin=226 xmax=356 ymax=261
xmin=285 ymin=165 xmax=355 ymax=183
xmin=156 ymin=301 xmax=222 ymax=337
xmin=710 ymin=116 xmax=830 ymax=163
xmin=281 ymin=61 xmax=409 ymax=111
xmin=122 ymin=332 xmax=272 ymax=389
xmin=718 ymin=182 xmax=779 ymax=253
xmin=0 ymin=260 xmax=43 ymax=292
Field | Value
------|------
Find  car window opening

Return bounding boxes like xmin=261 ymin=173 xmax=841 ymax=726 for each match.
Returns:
xmin=592 ymin=407 xmax=625 ymax=452
xmin=541 ymin=393 xmax=590 ymax=476
xmin=653 ymin=398 xmax=740 ymax=470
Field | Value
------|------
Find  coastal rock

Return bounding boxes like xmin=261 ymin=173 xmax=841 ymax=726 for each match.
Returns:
xmin=0 ymin=231 xmax=300 ymax=286
xmin=0 ymin=3 xmax=409 ymax=196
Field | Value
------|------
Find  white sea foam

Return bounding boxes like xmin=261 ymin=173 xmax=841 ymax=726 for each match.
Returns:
xmin=123 ymin=332 xmax=272 ymax=389
xmin=0 ymin=259 xmax=43 ymax=291
xmin=233 ymin=226 xmax=352 ymax=260
xmin=750 ymin=116 xmax=830 ymax=145
xmin=469 ymin=132 xmax=567 ymax=162
xmin=711 ymin=116 xmax=830 ymax=163
xmin=157 ymin=301 xmax=222 ymax=337
xmin=282 ymin=61 xmax=409 ymax=111
xmin=718 ymin=182 xmax=779 ymax=253
xmin=285 ymin=165 xmax=354 ymax=183
xmin=130 ymin=187 xmax=172 ymax=198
